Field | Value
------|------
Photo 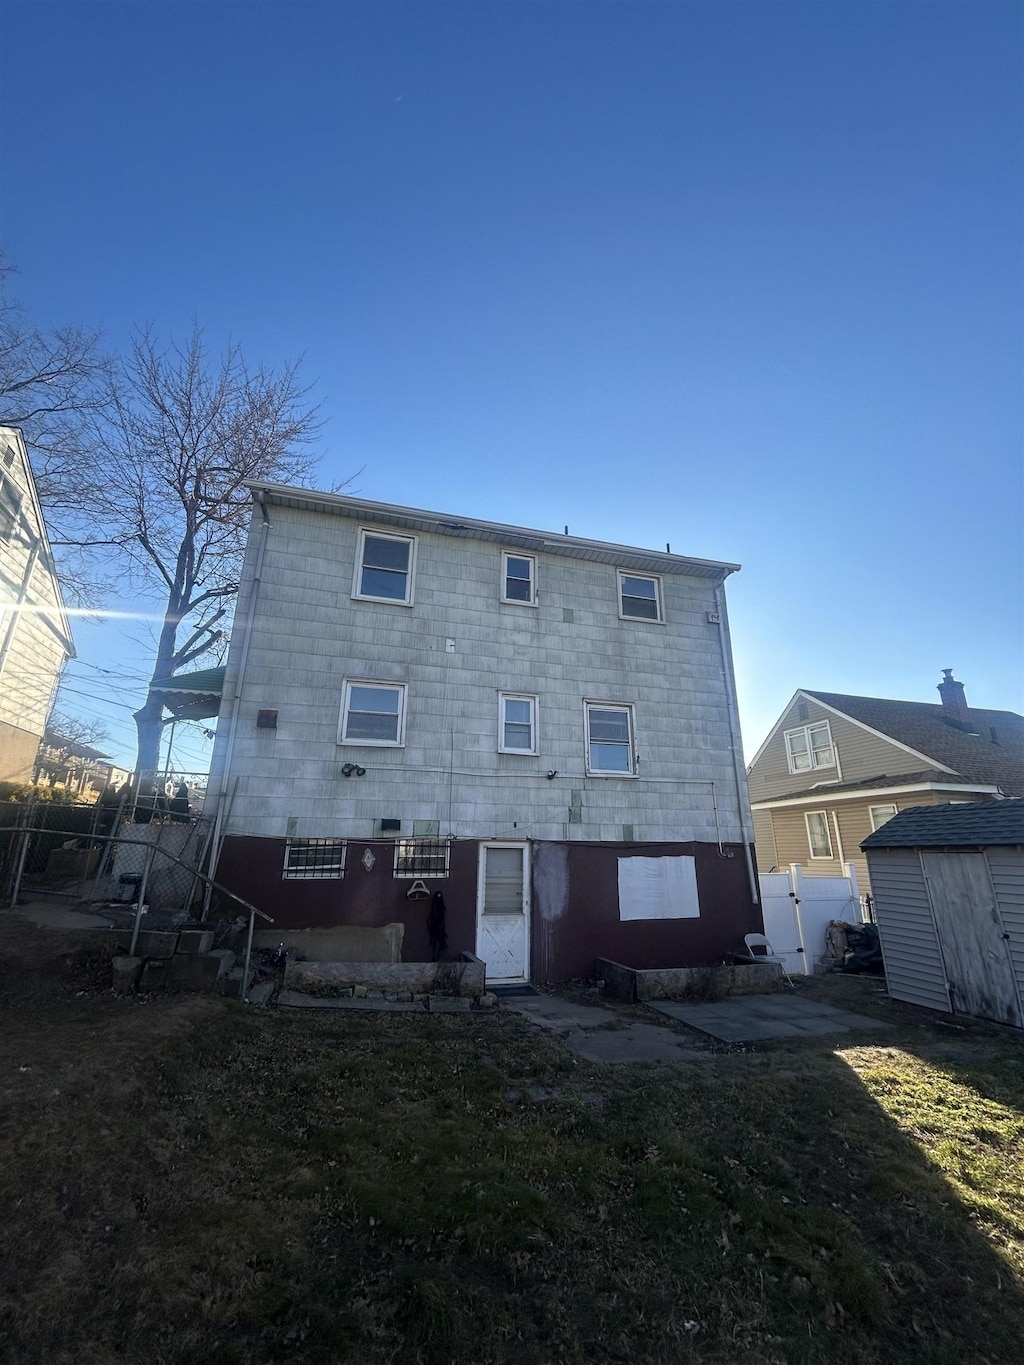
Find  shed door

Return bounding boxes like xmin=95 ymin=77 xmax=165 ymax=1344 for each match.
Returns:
xmin=476 ymin=843 xmax=529 ymax=984
xmin=922 ymin=852 xmax=1023 ymax=1028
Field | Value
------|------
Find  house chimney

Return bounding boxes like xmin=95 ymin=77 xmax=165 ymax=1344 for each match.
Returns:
xmin=937 ymin=669 xmax=971 ymax=726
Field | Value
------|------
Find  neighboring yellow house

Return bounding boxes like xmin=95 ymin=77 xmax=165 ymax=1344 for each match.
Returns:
xmin=0 ymin=427 xmax=75 ymax=783
xmin=747 ymin=672 xmax=1024 ymax=898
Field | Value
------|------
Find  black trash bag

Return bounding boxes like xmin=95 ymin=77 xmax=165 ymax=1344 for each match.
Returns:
xmin=841 ymin=922 xmax=884 ymax=975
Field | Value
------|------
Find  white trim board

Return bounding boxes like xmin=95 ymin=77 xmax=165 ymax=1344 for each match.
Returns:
xmin=751 ymin=782 xmax=1001 ymax=812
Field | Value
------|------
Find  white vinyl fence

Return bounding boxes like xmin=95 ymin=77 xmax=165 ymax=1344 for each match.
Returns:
xmin=759 ymin=863 xmax=863 ymax=975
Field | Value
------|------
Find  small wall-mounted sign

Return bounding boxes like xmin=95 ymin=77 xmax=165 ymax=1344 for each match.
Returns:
xmin=361 ymin=848 xmax=376 ymax=872
xmin=706 ymin=611 xmax=721 ymax=625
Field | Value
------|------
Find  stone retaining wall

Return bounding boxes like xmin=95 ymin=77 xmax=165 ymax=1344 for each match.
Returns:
xmin=284 ymin=952 xmax=485 ymax=999
xmin=597 ymin=958 xmax=784 ymax=1002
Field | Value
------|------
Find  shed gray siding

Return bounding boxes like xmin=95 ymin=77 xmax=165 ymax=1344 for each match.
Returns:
xmin=867 ymin=850 xmax=951 ymax=1013
xmin=987 ymin=849 xmax=1024 ymax=990
xmin=748 ymin=696 xmax=946 ymax=801
xmin=210 ymin=503 xmax=751 ymax=845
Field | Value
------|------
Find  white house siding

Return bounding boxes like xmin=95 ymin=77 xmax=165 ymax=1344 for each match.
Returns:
xmin=867 ymin=851 xmax=951 ymax=1012
xmin=748 ymin=696 xmax=936 ymax=801
xmin=986 ymin=849 xmax=1024 ymax=995
xmin=209 ymin=502 xmax=751 ymax=845
xmin=0 ymin=430 xmax=73 ymax=781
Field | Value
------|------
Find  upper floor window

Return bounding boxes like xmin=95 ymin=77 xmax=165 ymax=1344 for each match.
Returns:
xmin=0 ymin=473 xmax=21 ymax=543
xmin=805 ymin=811 xmax=833 ymax=859
xmin=585 ymin=701 xmax=636 ymax=775
xmin=283 ymin=838 xmax=346 ymax=880
xmin=618 ymin=572 xmax=663 ymax=622
xmin=784 ymin=721 xmax=835 ymax=774
xmin=501 ymin=552 xmax=536 ymax=605
xmin=353 ymin=529 xmax=415 ymax=604
xmin=498 ymin=693 xmax=538 ymax=754
xmin=339 ymin=680 xmax=407 ymax=746
xmin=868 ymin=803 xmax=898 ymax=831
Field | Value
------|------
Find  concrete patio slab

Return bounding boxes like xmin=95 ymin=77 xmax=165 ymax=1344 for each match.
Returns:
xmin=647 ymin=995 xmax=889 ymax=1042
xmin=503 ymin=995 xmax=711 ymax=1064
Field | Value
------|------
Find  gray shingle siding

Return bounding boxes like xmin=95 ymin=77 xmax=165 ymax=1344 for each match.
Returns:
xmin=210 ymin=502 xmax=751 ymax=844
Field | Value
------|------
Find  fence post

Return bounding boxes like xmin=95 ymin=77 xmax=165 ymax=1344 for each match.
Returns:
xmin=8 ymin=795 xmax=37 ymax=908
xmin=128 ymin=844 xmax=156 ymax=957
xmin=841 ymin=860 xmax=863 ymax=921
xmin=240 ymin=909 xmax=256 ymax=1001
xmin=787 ymin=864 xmax=808 ymax=973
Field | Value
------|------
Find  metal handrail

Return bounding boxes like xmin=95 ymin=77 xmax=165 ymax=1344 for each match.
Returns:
xmin=2 ymin=824 xmax=273 ymax=1001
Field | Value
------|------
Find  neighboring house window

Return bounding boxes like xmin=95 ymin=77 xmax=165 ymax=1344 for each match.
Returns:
xmin=394 ymin=838 xmax=450 ymax=877
xmin=0 ymin=473 xmax=20 ymax=542
xmin=785 ymin=722 xmax=835 ymax=773
xmin=805 ymin=811 xmax=834 ymax=859
xmin=498 ymin=693 xmax=538 ymax=753
xmin=869 ymin=803 xmax=898 ymax=831
xmin=339 ymin=681 xmax=407 ymax=745
xmin=283 ymin=838 xmax=346 ymax=879
xmin=585 ymin=702 xmax=636 ymax=775
xmin=618 ymin=572 xmax=663 ymax=622
xmin=353 ymin=529 xmax=415 ymax=604
xmin=501 ymin=553 xmax=536 ymax=605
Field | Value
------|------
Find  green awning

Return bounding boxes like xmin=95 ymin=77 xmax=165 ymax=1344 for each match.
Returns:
xmin=149 ymin=666 xmax=225 ymax=720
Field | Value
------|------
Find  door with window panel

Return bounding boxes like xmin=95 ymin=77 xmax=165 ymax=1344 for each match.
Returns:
xmin=475 ymin=843 xmax=530 ymax=983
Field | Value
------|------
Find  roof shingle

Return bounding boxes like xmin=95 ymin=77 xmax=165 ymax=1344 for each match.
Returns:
xmin=805 ymin=691 xmax=1024 ymax=796
xmin=860 ymin=798 xmax=1024 ymax=850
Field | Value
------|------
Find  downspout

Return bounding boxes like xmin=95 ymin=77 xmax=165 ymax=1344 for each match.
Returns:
xmin=714 ymin=580 xmax=759 ymax=904
xmin=208 ymin=493 xmax=271 ymax=878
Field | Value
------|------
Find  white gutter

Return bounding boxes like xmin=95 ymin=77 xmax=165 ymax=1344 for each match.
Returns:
xmin=751 ymin=781 xmax=1002 ymax=811
xmin=714 ymin=582 xmax=759 ymax=904
xmin=208 ymin=493 xmax=271 ymax=869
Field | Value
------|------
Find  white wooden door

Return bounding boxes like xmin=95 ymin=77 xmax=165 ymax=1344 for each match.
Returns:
xmin=476 ymin=843 xmax=530 ymax=984
xmin=922 ymin=852 xmax=1023 ymax=1028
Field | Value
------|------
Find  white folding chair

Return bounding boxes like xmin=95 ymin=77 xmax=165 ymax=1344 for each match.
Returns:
xmin=743 ymin=933 xmax=796 ymax=989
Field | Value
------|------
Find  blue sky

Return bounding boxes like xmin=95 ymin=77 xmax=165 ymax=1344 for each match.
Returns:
xmin=2 ymin=0 xmax=1021 ymax=771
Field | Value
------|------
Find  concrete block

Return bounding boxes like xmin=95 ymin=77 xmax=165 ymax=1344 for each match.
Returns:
xmin=139 ymin=958 xmax=170 ymax=992
xmin=252 ymin=924 xmax=404 ymax=963
xmin=166 ymin=950 xmax=235 ymax=992
xmin=176 ymin=929 xmax=214 ymax=955
xmin=112 ymin=956 xmax=142 ymax=994
xmin=122 ymin=929 xmax=179 ymax=959
xmin=477 ymin=993 xmax=498 ymax=1009
xmin=246 ymin=981 xmax=276 ymax=1006
xmin=284 ymin=959 xmax=483 ymax=997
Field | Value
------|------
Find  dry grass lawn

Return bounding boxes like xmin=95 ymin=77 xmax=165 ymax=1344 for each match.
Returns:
xmin=1 ymin=911 xmax=1022 ymax=1364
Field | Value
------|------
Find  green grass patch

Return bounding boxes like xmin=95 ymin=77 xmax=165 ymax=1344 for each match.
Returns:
xmin=0 ymin=939 xmax=1022 ymax=1363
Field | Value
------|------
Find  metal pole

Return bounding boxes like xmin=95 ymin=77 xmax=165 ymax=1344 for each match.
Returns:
xmin=202 ymin=776 xmax=238 ymax=920
xmin=240 ymin=909 xmax=256 ymax=1001
xmin=78 ymin=799 xmax=102 ymax=900
xmin=8 ymin=796 xmax=35 ymax=908
xmin=128 ymin=844 xmax=156 ymax=956
xmin=188 ymin=819 xmax=217 ymax=921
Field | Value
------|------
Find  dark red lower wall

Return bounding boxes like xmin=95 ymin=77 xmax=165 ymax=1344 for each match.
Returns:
xmin=214 ymin=836 xmax=478 ymax=962
xmin=531 ymin=841 xmax=763 ymax=981
xmin=215 ymin=835 xmax=763 ymax=979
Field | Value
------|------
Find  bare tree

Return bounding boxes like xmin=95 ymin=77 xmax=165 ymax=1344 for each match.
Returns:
xmin=89 ymin=325 xmax=323 ymax=779
xmin=0 ymin=251 xmax=108 ymax=498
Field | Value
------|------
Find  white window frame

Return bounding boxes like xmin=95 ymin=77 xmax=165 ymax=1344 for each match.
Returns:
xmin=805 ymin=810 xmax=834 ymax=859
xmin=498 ymin=692 xmax=538 ymax=755
xmin=784 ymin=721 xmax=835 ymax=774
xmin=584 ymin=700 xmax=637 ymax=777
xmin=283 ymin=838 xmax=347 ymax=880
xmin=352 ymin=527 xmax=416 ymax=606
xmin=338 ymin=679 xmax=407 ymax=747
xmin=617 ymin=571 xmax=664 ymax=623
xmin=500 ymin=552 xmax=537 ymax=606
xmin=868 ymin=803 xmax=898 ymax=832
xmin=393 ymin=838 xmax=451 ymax=878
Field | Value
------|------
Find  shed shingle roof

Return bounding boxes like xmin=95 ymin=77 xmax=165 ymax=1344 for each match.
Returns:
xmin=860 ymin=799 xmax=1024 ymax=850
xmin=806 ymin=691 xmax=1024 ymax=796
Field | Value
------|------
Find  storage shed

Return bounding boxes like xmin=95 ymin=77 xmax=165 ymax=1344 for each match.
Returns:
xmin=860 ymin=800 xmax=1024 ymax=1029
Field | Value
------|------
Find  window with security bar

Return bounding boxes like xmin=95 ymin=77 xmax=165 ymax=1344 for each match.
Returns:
xmin=393 ymin=838 xmax=451 ymax=878
xmin=283 ymin=838 xmax=347 ymax=879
